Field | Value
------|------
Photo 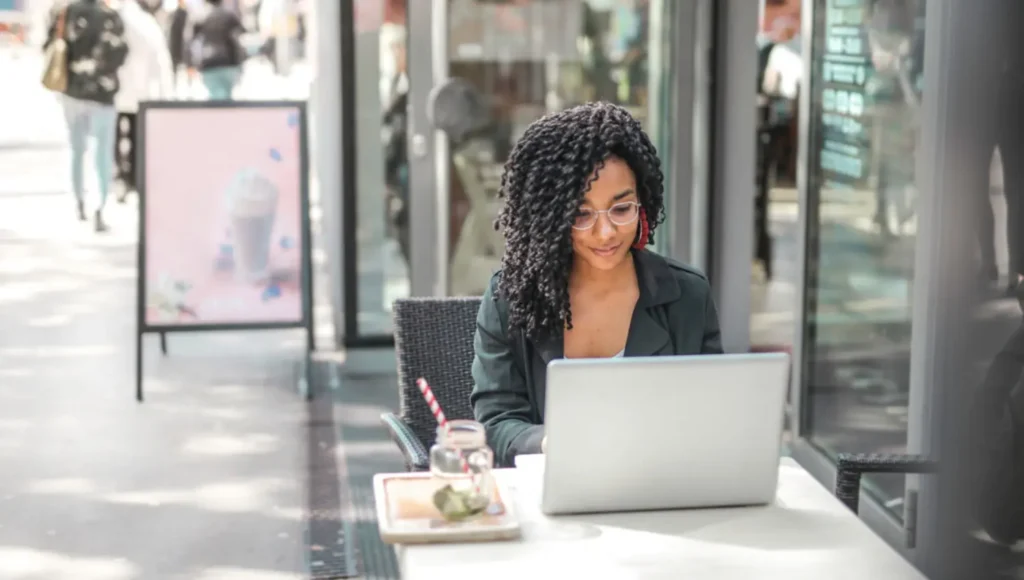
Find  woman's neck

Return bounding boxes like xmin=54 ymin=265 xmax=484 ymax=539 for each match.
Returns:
xmin=569 ymin=252 xmax=637 ymax=294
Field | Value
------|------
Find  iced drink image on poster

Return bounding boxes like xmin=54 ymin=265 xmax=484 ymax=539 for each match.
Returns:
xmin=225 ymin=167 xmax=279 ymax=284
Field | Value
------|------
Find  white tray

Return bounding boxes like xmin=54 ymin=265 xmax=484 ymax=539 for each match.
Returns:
xmin=372 ymin=471 xmax=521 ymax=545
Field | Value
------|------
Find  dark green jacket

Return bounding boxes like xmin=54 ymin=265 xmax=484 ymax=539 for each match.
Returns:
xmin=470 ymin=249 xmax=723 ymax=467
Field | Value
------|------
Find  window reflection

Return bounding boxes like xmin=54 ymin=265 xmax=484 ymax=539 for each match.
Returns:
xmin=424 ymin=0 xmax=675 ymax=295
xmin=358 ymin=0 xmax=674 ymax=325
xmin=802 ymin=0 xmax=926 ymax=520
xmin=751 ymin=0 xmax=803 ymax=351
xmin=354 ymin=0 xmax=409 ymax=336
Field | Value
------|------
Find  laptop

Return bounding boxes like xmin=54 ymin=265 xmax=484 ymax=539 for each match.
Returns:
xmin=540 ymin=352 xmax=790 ymax=515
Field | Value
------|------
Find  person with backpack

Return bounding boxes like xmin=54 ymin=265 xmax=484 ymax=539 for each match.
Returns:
xmin=43 ymin=0 xmax=130 ymax=232
xmin=187 ymin=0 xmax=245 ymax=100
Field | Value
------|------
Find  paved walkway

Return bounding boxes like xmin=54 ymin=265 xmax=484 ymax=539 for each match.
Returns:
xmin=0 ymin=53 xmax=315 ymax=580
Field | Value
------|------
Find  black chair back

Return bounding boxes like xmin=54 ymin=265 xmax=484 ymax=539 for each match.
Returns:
xmin=393 ymin=297 xmax=482 ymax=451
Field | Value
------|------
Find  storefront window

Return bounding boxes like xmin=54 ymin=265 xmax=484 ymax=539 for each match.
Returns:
xmin=751 ymin=0 xmax=803 ymax=351
xmin=645 ymin=0 xmax=677 ymax=254
xmin=437 ymin=0 xmax=679 ymax=294
xmin=353 ymin=0 xmax=676 ymax=330
xmin=801 ymin=0 xmax=926 ymax=519
xmin=355 ymin=0 xmax=409 ymax=336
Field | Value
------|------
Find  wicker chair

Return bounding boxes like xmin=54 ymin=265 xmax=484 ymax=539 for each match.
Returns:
xmin=835 ymin=453 xmax=938 ymax=514
xmin=381 ymin=296 xmax=483 ymax=471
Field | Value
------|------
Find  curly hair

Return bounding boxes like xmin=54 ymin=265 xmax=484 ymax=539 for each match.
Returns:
xmin=495 ymin=102 xmax=665 ymax=342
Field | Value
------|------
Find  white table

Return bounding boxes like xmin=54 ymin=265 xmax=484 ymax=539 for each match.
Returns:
xmin=396 ymin=456 xmax=926 ymax=580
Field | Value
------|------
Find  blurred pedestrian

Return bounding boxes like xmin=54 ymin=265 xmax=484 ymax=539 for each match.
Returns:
xmin=188 ymin=0 xmax=245 ymax=101
xmin=114 ymin=0 xmax=175 ymax=201
xmin=966 ymin=288 xmax=1024 ymax=564
xmin=256 ymin=0 xmax=283 ymax=74
xmin=43 ymin=0 xmax=129 ymax=232
xmin=168 ymin=0 xmax=190 ymax=90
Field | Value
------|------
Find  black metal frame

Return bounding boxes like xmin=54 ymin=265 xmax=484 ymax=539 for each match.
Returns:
xmin=134 ymin=100 xmax=315 ymax=402
xmin=703 ymin=0 xmax=720 ymax=283
xmin=337 ymin=0 xmax=397 ymax=350
xmin=835 ymin=452 xmax=939 ymax=515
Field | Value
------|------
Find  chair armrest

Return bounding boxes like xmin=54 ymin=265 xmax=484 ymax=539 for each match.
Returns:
xmin=380 ymin=412 xmax=430 ymax=472
xmin=835 ymin=452 xmax=938 ymax=514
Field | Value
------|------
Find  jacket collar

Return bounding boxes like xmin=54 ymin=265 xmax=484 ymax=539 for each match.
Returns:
xmin=534 ymin=249 xmax=681 ymax=363
xmin=633 ymin=248 xmax=682 ymax=308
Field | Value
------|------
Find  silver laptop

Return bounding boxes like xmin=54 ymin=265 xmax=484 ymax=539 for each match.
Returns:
xmin=541 ymin=352 xmax=790 ymax=515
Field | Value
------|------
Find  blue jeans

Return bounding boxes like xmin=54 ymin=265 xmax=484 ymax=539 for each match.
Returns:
xmin=61 ymin=96 xmax=117 ymax=209
xmin=201 ymin=66 xmax=241 ymax=101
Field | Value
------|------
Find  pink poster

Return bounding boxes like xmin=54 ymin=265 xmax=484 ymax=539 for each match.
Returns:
xmin=142 ymin=105 xmax=306 ymax=327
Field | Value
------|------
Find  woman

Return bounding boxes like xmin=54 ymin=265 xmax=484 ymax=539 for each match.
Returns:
xmin=471 ymin=102 xmax=723 ymax=467
xmin=188 ymin=0 xmax=245 ymax=100
xmin=44 ymin=0 xmax=129 ymax=232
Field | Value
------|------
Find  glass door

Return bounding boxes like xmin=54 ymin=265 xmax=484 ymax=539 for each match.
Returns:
xmin=335 ymin=0 xmax=410 ymax=346
xmin=790 ymin=0 xmax=933 ymax=553
xmin=405 ymin=0 xmax=685 ymax=297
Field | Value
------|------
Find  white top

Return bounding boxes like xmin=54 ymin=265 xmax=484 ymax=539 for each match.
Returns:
xmin=116 ymin=0 xmax=175 ymax=113
xmin=612 ymin=348 xmax=624 ymax=358
xmin=396 ymin=456 xmax=926 ymax=580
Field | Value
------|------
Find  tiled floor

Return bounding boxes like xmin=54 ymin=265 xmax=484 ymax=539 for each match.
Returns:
xmin=330 ymin=358 xmax=405 ymax=579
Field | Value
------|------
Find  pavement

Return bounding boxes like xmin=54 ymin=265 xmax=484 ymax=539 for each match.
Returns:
xmin=0 ymin=49 xmax=325 ymax=580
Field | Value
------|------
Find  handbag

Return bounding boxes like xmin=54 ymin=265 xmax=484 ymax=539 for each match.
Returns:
xmin=41 ymin=8 xmax=68 ymax=93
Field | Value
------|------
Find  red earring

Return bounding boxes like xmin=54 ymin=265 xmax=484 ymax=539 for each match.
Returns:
xmin=633 ymin=207 xmax=649 ymax=250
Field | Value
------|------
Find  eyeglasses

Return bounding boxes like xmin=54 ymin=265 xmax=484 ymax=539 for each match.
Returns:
xmin=572 ymin=201 xmax=640 ymax=230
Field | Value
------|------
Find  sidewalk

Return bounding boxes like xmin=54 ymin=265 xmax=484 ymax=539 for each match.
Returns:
xmin=0 ymin=50 xmax=66 ymax=149
xmin=0 ymin=115 xmax=311 ymax=580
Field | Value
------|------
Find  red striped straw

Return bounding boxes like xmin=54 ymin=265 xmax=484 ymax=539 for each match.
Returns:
xmin=416 ymin=378 xmax=479 ymax=488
